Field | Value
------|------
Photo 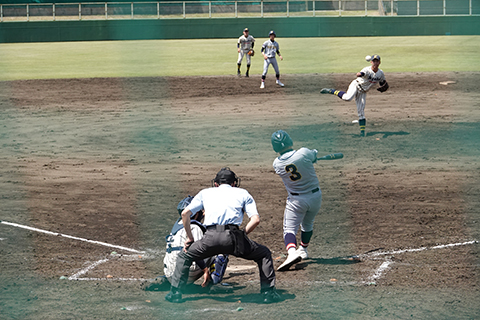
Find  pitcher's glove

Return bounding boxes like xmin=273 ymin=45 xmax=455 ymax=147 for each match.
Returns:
xmin=377 ymin=80 xmax=389 ymax=93
xmin=248 ymin=49 xmax=255 ymax=56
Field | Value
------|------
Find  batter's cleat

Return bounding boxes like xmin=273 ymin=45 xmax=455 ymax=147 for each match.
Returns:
xmin=276 ymin=80 xmax=285 ymax=87
xmin=165 ymin=287 xmax=183 ymax=303
xmin=261 ymin=287 xmax=282 ymax=304
xmin=296 ymin=246 xmax=309 ymax=259
xmin=260 ymin=82 xmax=265 ymax=89
xmin=320 ymin=88 xmax=333 ymax=94
xmin=277 ymin=252 xmax=302 ymax=271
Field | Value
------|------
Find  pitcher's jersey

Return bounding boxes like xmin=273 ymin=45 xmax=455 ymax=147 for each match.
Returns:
xmin=273 ymin=148 xmax=320 ymax=195
xmin=261 ymin=39 xmax=280 ymax=58
xmin=356 ymin=66 xmax=385 ymax=92
xmin=238 ymin=35 xmax=255 ymax=51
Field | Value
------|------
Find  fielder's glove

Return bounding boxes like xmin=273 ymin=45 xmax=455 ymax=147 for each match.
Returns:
xmin=377 ymin=80 xmax=389 ymax=93
xmin=248 ymin=49 xmax=255 ymax=56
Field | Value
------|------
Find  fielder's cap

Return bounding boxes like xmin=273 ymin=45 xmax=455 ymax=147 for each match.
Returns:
xmin=371 ymin=54 xmax=381 ymax=61
xmin=269 ymin=30 xmax=276 ymax=36
xmin=243 ymin=27 xmax=249 ymax=32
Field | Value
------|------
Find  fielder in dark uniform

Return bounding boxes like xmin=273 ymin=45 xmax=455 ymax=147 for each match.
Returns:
xmin=165 ymin=167 xmax=281 ymax=304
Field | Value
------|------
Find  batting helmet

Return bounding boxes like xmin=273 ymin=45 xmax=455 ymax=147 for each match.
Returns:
xmin=212 ymin=167 xmax=240 ymax=187
xmin=271 ymin=130 xmax=293 ymax=153
xmin=269 ymin=30 xmax=276 ymax=36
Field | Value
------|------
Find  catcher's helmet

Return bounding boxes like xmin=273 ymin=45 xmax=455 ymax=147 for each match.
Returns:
xmin=269 ymin=30 xmax=276 ymax=36
xmin=271 ymin=130 xmax=293 ymax=153
xmin=212 ymin=167 xmax=240 ymax=187
xmin=177 ymin=195 xmax=194 ymax=216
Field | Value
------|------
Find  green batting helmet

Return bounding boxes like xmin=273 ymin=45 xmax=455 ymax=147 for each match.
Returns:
xmin=271 ymin=130 xmax=293 ymax=153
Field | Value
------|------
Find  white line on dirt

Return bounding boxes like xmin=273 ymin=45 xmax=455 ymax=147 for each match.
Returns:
xmin=0 ymin=220 xmax=144 ymax=254
xmin=364 ymin=240 xmax=477 ymax=258
xmin=69 ymin=259 xmax=110 ymax=280
xmin=368 ymin=260 xmax=393 ymax=283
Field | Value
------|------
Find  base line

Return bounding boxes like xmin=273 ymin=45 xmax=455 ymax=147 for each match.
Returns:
xmin=1 ymin=220 xmax=144 ymax=254
xmin=363 ymin=240 xmax=477 ymax=258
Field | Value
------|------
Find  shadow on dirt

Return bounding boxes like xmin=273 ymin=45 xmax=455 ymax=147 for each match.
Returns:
xmin=366 ymin=131 xmax=410 ymax=138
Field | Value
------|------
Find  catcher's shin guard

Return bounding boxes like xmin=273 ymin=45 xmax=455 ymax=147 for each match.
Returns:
xmin=359 ymin=119 xmax=366 ymax=136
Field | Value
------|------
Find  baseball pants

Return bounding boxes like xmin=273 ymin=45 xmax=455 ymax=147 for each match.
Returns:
xmin=170 ymin=226 xmax=276 ymax=291
xmin=342 ymin=80 xmax=367 ymax=120
xmin=237 ymin=50 xmax=252 ymax=65
xmin=262 ymin=57 xmax=279 ymax=76
xmin=283 ymin=191 xmax=322 ymax=237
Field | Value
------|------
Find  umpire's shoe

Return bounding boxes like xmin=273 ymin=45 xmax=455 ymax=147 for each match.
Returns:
xmin=165 ymin=286 xmax=183 ymax=303
xmin=262 ymin=287 xmax=282 ymax=304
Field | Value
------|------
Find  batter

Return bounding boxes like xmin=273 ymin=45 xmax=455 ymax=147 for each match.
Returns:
xmin=321 ymin=54 xmax=389 ymax=136
xmin=271 ymin=130 xmax=322 ymax=271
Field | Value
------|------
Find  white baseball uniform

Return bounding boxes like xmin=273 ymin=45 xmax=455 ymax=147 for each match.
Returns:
xmin=273 ymin=148 xmax=322 ymax=237
xmin=237 ymin=34 xmax=255 ymax=65
xmin=341 ymin=66 xmax=386 ymax=120
xmin=261 ymin=39 xmax=281 ymax=76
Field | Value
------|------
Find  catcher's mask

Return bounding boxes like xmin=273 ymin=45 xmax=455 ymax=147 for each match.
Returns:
xmin=271 ymin=130 xmax=293 ymax=153
xmin=176 ymin=195 xmax=203 ymax=219
xmin=212 ymin=167 xmax=240 ymax=187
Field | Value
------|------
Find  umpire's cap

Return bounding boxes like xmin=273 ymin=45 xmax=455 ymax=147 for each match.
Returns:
xmin=213 ymin=167 xmax=240 ymax=187
xmin=269 ymin=30 xmax=276 ymax=36
xmin=271 ymin=130 xmax=293 ymax=153
xmin=371 ymin=54 xmax=381 ymax=61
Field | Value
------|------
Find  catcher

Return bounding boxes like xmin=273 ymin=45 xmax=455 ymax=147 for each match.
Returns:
xmin=144 ymin=196 xmax=229 ymax=291
xmin=320 ymin=54 xmax=389 ymax=137
xmin=237 ymin=27 xmax=255 ymax=77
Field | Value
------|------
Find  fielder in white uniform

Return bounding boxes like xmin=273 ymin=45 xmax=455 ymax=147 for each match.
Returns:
xmin=321 ymin=54 xmax=389 ymax=136
xmin=260 ymin=30 xmax=284 ymax=89
xmin=237 ymin=27 xmax=255 ymax=77
xmin=271 ymin=130 xmax=322 ymax=271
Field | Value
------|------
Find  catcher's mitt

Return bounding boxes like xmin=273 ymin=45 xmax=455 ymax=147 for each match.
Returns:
xmin=248 ymin=49 xmax=255 ymax=56
xmin=377 ymin=80 xmax=389 ymax=93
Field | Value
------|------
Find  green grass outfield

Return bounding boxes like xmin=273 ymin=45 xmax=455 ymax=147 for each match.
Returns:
xmin=0 ymin=35 xmax=479 ymax=81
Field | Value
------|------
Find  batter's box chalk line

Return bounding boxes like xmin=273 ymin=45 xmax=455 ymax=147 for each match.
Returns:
xmin=361 ymin=240 xmax=478 ymax=285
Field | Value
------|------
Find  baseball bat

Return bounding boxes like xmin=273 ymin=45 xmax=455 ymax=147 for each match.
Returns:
xmin=317 ymin=153 xmax=344 ymax=160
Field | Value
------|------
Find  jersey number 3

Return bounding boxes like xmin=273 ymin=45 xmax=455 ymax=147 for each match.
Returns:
xmin=285 ymin=164 xmax=302 ymax=181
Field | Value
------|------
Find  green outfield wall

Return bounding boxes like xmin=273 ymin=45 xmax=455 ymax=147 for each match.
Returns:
xmin=0 ymin=16 xmax=479 ymax=43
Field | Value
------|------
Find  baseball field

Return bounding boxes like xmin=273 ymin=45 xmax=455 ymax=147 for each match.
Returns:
xmin=0 ymin=36 xmax=479 ymax=319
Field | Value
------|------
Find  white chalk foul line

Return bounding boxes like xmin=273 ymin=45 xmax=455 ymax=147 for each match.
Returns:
xmin=0 ymin=220 xmax=144 ymax=254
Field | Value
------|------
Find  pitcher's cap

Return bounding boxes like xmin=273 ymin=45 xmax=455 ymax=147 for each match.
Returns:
xmin=371 ymin=54 xmax=381 ymax=61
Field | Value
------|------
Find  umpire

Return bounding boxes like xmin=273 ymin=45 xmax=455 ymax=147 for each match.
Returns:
xmin=165 ymin=167 xmax=281 ymax=304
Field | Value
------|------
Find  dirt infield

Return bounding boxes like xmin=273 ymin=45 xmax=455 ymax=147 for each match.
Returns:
xmin=0 ymin=72 xmax=479 ymax=319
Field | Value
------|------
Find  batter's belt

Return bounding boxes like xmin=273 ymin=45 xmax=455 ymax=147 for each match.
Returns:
xmin=290 ymin=187 xmax=320 ymax=196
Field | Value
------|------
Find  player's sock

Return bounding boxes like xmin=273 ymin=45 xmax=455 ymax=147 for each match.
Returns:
xmin=284 ymin=233 xmax=297 ymax=253
xmin=300 ymin=230 xmax=313 ymax=246
xmin=333 ymin=90 xmax=345 ymax=98
xmin=237 ymin=64 xmax=241 ymax=75
xmin=359 ymin=119 xmax=366 ymax=136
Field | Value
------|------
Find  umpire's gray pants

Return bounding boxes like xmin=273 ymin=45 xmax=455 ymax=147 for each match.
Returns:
xmin=170 ymin=227 xmax=276 ymax=291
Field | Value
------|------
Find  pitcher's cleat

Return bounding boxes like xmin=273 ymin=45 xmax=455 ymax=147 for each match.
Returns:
xmin=320 ymin=88 xmax=333 ymax=94
xmin=276 ymin=80 xmax=285 ymax=87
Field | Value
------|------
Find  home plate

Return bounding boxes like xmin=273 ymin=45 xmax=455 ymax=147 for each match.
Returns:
xmin=439 ymin=81 xmax=456 ymax=85
xmin=227 ymin=265 xmax=256 ymax=272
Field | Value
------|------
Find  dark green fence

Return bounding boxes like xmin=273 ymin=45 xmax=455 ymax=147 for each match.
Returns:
xmin=0 ymin=16 xmax=478 ymax=43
